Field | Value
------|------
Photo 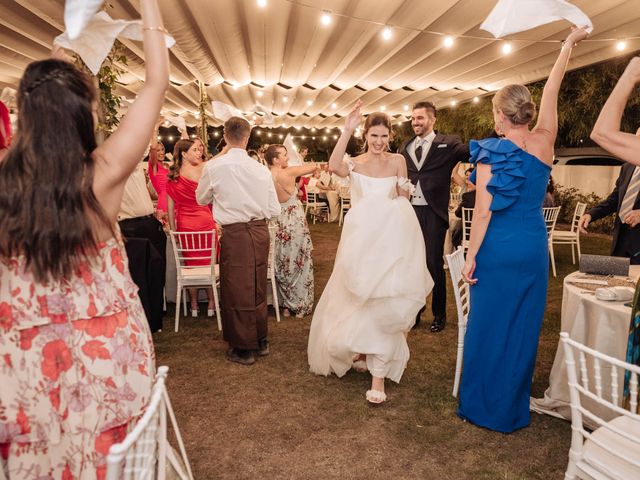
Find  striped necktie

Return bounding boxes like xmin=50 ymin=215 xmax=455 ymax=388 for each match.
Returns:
xmin=619 ymin=167 xmax=640 ymax=222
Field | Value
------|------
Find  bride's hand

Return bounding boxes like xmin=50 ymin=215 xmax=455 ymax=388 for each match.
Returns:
xmin=344 ymin=100 xmax=363 ymax=134
xmin=565 ymin=26 xmax=589 ymax=47
xmin=462 ymin=257 xmax=477 ymax=284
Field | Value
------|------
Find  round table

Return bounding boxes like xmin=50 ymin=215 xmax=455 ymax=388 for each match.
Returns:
xmin=530 ymin=267 xmax=639 ymax=424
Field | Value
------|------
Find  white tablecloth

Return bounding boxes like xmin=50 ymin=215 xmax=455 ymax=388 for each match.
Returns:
xmin=530 ymin=266 xmax=639 ymax=423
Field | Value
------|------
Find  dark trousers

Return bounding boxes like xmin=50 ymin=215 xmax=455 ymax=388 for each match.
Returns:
xmin=613 ymin=225 xmax=640 ymax=265
xmin=413 ymin=205 xmax=448 ymax=317
xmin=118 ymin=215 xmax=167 ymax=332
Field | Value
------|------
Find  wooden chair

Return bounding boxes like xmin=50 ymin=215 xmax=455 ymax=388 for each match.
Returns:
xmin=543 ymin=206 xmax=561 ymax=277
xmin=445 ymin=247 xmax=470 ymax=397
xmin=267 ymin=224 xmax=281 ymax=323
xmin=561 ymin=333 xmax=640 ymax=480
xmin=552 ymin=202 xmax=587 ymax=266
xmin=106 ymin=366 xmax=194 ymax=480
xmin=338 ymin=185 xmax=351 ymax=226
xmin=169 ymin=230 xmax=221 ymax=332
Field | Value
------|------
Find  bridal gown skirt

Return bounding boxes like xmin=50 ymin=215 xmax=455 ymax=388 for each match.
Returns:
xmin=307 ymin=192 xmax=433 ymax=383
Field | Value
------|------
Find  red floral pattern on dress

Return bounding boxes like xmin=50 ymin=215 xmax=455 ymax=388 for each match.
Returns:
xmin=0 ymin=236 xmax=154 ymax=479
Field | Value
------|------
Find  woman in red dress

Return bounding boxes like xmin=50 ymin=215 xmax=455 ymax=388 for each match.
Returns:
xmin=148 ymin=126 xmax=169 ymax=225
xmin=167 ymin=139 xmax=218 ymax=317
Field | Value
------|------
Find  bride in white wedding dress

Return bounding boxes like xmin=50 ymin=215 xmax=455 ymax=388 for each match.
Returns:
xmin=307 ymin=101 xmax=434 ymax=404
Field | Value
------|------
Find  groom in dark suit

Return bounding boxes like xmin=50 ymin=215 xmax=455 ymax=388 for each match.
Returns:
xmin=399 ymin=101 xmax=470 ymax=332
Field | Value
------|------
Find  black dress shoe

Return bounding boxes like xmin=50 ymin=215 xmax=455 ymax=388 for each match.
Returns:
xmin=430 ymin=316 xmax=446 ymax=333
xmin=226 ymin=348 xmax=256 ymax=365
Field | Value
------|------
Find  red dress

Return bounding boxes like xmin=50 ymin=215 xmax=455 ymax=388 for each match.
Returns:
xmin=167 ymin=175 xmax=217 ymax=266
xmin=148 ymin=160 xmax=169 ymax=213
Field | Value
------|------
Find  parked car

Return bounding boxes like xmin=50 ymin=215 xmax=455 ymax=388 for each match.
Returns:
xmin=553 ymin=147 xmax=623 ymax=166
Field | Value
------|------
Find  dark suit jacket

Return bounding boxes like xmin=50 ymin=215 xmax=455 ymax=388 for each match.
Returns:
xmin=399 ymin=133 xmax=470 ymax=223
xmin=588 ymin=163 xmax=640 ymax=256
xmin=455 ymin=190 xmax=476 ymax=218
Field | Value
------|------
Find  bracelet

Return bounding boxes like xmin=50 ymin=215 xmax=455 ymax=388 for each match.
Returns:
xmin=142 ymin=26 xmax=168 ymax=33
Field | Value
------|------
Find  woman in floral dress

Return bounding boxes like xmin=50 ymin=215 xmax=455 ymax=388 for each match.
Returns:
xmin=265 ymin=145 xmax=317 ymax=317
xmin=0 ymin=0 xmax=169 ymax=477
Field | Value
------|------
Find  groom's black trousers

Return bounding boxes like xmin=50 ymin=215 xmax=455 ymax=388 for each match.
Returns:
xmin=413 ymin=205 xmax=448 ymax=318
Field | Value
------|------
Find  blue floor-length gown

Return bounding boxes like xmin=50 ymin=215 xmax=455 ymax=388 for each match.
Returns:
xmin=458 ymin=137 xmax=551 ymax=433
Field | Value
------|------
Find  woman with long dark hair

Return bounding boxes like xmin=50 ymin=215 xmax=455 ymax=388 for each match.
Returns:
xmin=167 ymin=138 xmax=218 ymax=317
xmin=0 ymin=0 xmax=168 ymax=475
xmin=308 ymin=101 xmax=433 ymax=404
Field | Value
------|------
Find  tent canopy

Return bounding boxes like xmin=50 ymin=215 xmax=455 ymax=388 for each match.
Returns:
xmin=1 ymin=0 xmax=638 ymax=127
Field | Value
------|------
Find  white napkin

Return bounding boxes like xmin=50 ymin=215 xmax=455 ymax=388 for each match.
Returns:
xmin=64 ymin=0 xmax=104 ymax=40
xmin=211 ymin=101 xmax=243 ymax=122
xmin=284 ymin=134 xmax=302 ymax=166
xmin=480 ymin=0 xmax=593 ymax=38
xmin=55 ymin=11 xmax=175 ymax=75
xmin=164 ymin=113 xmax=187 ymax=132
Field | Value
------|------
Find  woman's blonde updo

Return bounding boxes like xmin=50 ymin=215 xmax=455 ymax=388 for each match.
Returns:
xmin=493 ymin=84 xmax=536 ymax=126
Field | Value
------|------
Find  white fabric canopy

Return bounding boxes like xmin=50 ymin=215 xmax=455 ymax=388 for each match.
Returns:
xmin=1 ymin=0 xmax=638 ymax=128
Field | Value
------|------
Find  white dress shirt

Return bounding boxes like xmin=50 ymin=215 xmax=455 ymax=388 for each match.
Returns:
xmin=196 ymin=148 xmax=281 ymax=225
xmin=410 ymin=131 xmax=436 ymax=206
xmin=118 ymin=162 xmax=155 ymax=220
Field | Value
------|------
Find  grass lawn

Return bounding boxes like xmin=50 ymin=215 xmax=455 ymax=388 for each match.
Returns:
xmin=153 ymin=223 xmax=613 ymax=479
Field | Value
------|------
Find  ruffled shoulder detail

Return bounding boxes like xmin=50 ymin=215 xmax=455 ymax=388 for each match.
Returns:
xmin=469 ymin=138 xmax=526 ymax=211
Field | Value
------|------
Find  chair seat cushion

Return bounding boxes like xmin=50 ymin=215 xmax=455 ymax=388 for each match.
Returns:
xmin=580 ymin=415 xmax=640 ymax=480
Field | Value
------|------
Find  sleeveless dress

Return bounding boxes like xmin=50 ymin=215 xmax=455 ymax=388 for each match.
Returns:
xmin=148 ymin=161 xmax=169 ymax=213
xmin=307 ymin=166 xmax=434 ymax=382
xmin=167 ymin=175 xmax=217 ymax=266
xmin=458 ymin=137 xmax=551 ymax=433
xmin=0 ymin=236 xmax=154 ymax=479
xmin=273 ymin=190 xmax=314 ymax=316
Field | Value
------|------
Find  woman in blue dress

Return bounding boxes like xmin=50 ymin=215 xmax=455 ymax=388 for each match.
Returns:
xmin=458 ymin=26 xmax=588 ymax=433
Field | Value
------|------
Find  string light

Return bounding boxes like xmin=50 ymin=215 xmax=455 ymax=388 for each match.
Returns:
xmin=473 ymin=96 xmax=480 ymax=103
xmin=306 ymin=100 xmax=313 ymax=106
xmin=333 ymin=134 xmax=338 ymax=139
xmin=257 ymin=91 xmax=263 ymax=97
xmin=380 ymin=105 xmax=386 ymax=111
xmin=382 ymin=27 xmax=392 ymax=40
xmin=331 ymin=103 xmax=337 ymax=109
xmin=443 ymin=36 xmax=455 ymax=48
xmin=450 ymin=100 xmax=457 ymax=106
xmin=301 ymin=135 xmax=306 ymax=139
xmin=257 ymin=0 xmax=267 ymax=7
xmin=320 ymin=10 xmax=332 ymax=26
xmin=167 ymin=135 xmax=174 ymax=141
xmin=283 ymin=96 xmax=288 ymax=102
xmin=190 ymin=134 xmax=197 ymax=138
xmin=256 ymin=130 xmax=262 ymax=135
xmin=213 ymin=131 xmax=220 ymax=137
xmin=323 ymin=136 xmax=327 ymax=141
xmin=157 ymin=135 xmax=161 ymax=140
xmin=279 ymin=134 xmax=284 ymax=139
xmin=325 ymin=128 xmax=331 ymax=133
xmin=616 ymin=41 xmax=627 ymax=51
xmin=311 ymin=127 xmax=316 ymax=132
xmin=501 ymin=42 xmax=512 ymax=55
xmin=267 ymin=132 xmax=272 ymax=138
xmin=194 ymin=112 xmax=200 ymax=118
xmin=403 ymin=105 xmax=409 ymax=111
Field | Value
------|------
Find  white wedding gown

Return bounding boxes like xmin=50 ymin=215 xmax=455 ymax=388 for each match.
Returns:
xmin=307 ymin=168 xmax=434 ymax=383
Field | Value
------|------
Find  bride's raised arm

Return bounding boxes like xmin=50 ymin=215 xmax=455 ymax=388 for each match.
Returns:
xmin=329 ymin=100 xmax=362 ymax=177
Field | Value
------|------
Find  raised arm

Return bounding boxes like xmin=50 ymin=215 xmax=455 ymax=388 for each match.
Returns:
xmin=93 ymin=0 xmax=169 ymax=210
xmin=286 ymin=162 xmax=317 ymax=179
xmin=329 ymin=100 xmax=362 ymax=177
xmin=534 ymin=27 xmax=589 ymax=139
xmin=591 ymin=58 xmax=640 ymax=163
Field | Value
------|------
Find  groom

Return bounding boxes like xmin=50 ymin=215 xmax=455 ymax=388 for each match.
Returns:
xmin=399 ymin=101 xmax=469 ymax=332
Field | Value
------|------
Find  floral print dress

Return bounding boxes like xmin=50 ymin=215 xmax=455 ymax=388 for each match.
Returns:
xmin=0 ymin=236 xmax=155 ymax=480
xmin=274 ymin=191 xmax=314 ymax=317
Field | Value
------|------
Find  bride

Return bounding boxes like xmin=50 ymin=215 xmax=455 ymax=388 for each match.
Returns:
xmin=307 ymin=100 xmax=434 ymax=404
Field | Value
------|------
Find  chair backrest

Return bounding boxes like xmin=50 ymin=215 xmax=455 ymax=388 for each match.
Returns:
xmin=542 ymin=206 xmax=561 ymax=237
xmin=339 ymin=185 xmax=350 ymax=199
xmin=450 ymin=192 xmax=462 ymax=204
xmin=169 ymin=230 xmax=216 ymax=276
xmin=445 ymin=247 xmax=470 ymax=327
xmin=106 ymin=366 xmax=194 ymax=480
xmin=267 ymin=223 xmax=276 ymax=278
xmin=461 ymin=207 xmax=473 ymax=247
xmin=561 ymin=332 xmax=640 ymax=470
xmin=306 ymin=189 xmax=321 ymax=205
xmin=571 ymin=202 xmax=588 ymax=233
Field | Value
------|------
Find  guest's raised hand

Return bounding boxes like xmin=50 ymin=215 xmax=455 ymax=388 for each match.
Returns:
xmin=578 ymin=213 xmax=591 ymax=234
xmin=621 ymin=57 xmax=640 ymax=85
xmin=344 ymin=100 xmax=363 ymax=134
xmin=51 ymin=44 xmax=73 ymax=63
xmin=565 ymin=26 xmax=589 ymax=47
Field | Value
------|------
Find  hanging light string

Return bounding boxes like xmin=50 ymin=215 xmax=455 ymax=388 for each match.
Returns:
xmin=281 ymin=0 xmax=637 ymax=44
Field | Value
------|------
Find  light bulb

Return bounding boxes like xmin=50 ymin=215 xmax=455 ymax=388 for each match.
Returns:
xmin=257 ymin=0 xmax=267 ymax=7
xmin=443 ymin=36 xmax=454 ymax=48
xmin=616 ymin=41 xmax=627 ymax=51
xmin=502 ymin=43 xmax=512 ymax=55
xmin=320 ymin=11 xmax=331 ymax=26
xmin=473 ymin=97 xmax=479 ymax=103
xmin=382 ymin=27 xmax=392 ymax=40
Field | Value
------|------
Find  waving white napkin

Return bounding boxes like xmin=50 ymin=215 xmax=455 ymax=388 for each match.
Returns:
xmin=480 ymin=0 xmax=593 ymax=38
xmin=164 ymin=113 xmax=187 ymax=132
xmin=55 ymin=11 xmax=175 ymax=75
xmin=64 ymin=0 xmax=104 ymax=40
xmin=211 ymin=100 xmax=244 ymax=121
xmin=284 ymin=134 xmax=302 ymax=166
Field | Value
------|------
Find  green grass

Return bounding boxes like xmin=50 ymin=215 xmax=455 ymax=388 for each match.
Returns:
xmin=153 ymin=224 xmax=612 ymax=479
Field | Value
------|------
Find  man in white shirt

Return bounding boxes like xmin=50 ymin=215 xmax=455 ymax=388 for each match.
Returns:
xmin=197 ymin=117 xmax=281 ymax=365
